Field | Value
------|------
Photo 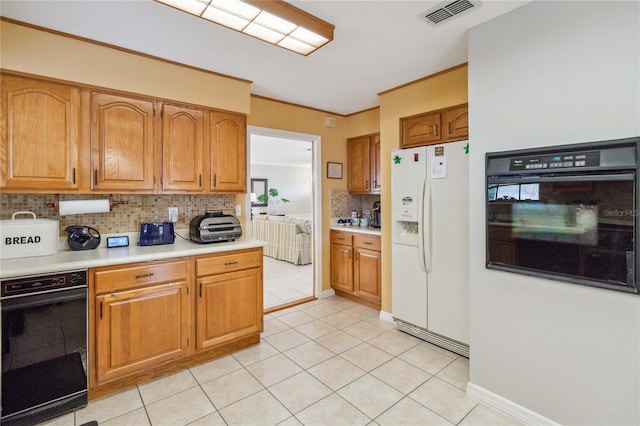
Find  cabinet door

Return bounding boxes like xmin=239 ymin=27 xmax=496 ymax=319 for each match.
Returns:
xmin=347 ymin=135 xmax=371 ymax=194
xmin=370 ymin=133 xmax=381 ymax=193
xmin=1 ymin=75 xmax=79 ymax=190
xmin=95 ymin=281 xmax=190 ymax=384
xmin=91 ymin=92 xmax=155 ymax=192
xmin=443 ymin=104 xmax=468 ymax=142
xmin=210 ymin=112 xmax=246 ymax=193
xmin=162 ymin=103 xmax=205 ymax=192
xmin=330 ymin=243 xmax=354 ymax=292
xmin=196 ymin=267 xmax=262 ymax=350
xmin=354 ymin=247 xmax=381 ymax=303
xmin=401 ymin=112 xmax=442 ymax=148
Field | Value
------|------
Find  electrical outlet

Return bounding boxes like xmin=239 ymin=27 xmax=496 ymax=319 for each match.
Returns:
xmin=235 ymin=204 xmax=241 ymax=216
xmin=168 ymin=207 xmax=178 ymax=223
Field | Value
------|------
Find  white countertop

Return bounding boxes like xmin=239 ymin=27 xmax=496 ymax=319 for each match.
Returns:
xmin=329 ymin=225 xmax=381 ymax=236
xmin=1 ymin=233 xmax=265 ymax=279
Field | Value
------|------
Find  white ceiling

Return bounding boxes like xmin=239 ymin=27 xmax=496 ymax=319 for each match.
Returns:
xmin=251 ymin=134 xmax=312 ymax=167
xmin=1 ymin=0 xmax=531 ymax=115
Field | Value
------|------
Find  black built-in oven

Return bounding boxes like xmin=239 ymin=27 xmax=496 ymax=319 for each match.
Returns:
xmin=486 ymin=137 xmax=639 ymax=294
xmin=1 ymin=270 xmax=88 ymax=426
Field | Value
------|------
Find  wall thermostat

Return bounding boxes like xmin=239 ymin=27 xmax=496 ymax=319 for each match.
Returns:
xmin=107 ymin=236 xmax=129 ymax=248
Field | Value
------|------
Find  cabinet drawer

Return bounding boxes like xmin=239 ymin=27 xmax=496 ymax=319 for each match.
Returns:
xmin=196 ymin=248 xmax=262 ymax=277
xmin=330 ymin=230 xmax=353 ymax=245
xmin=354 ymin=234 xmax=380 ymax=251
xmin=94 ymin=260 xmax=187 ymax=294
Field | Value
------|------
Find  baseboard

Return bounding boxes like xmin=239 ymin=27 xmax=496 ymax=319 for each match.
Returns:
xmin=321 ymin=288 xmax=335 ymax=298
xmin=466 ymin=382 xmax=559 ymax=426
xmin=379 ymin=310 xmax=394 ymax=323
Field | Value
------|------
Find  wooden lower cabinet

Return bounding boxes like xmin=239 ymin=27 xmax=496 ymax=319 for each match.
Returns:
xmin=89 ymin=249 xmax=263 ymax=398
xmin=330 ymin=242 xmax=353 ymax=292
xmin=196 ymin=249 xmax=263 ymax=349
xmin=330 ymin=230 xmax=381 ymax=309
xmin=95 ymin=280 xmax=190 ymax=384
xmin=354 ymin=247 xmax=381 ymax=304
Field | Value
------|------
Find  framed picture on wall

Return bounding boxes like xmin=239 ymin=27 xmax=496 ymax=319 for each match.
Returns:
xmin=327 ymin=162 xmax=342 ymax=179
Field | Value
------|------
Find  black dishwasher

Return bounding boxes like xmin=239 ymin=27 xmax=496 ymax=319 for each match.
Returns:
xmin=1 ymin=270 xmax=88 ymax=426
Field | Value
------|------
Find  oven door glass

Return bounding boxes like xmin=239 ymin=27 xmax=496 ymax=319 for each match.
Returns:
xmin=487 ymin=173 xmax=636 ymax=292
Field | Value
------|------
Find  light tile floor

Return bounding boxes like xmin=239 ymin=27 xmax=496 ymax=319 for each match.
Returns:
xmin=41 ymin=296 xmax=522 ymax=426
xmin=263 ymin=256 xmax=313 ymax=309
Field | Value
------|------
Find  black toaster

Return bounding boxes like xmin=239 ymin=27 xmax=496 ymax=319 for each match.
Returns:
xmin=190 ymin=211 xmax=242 ymax=243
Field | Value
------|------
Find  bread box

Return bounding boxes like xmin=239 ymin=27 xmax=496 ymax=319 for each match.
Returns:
xmin=0 ymin=211 xmax=59 ymax=260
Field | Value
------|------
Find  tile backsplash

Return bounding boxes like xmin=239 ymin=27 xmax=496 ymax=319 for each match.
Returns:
xmin=330 ymin=189 xmax=380 ymax=218
xmin=0 ymin=194 xmax=236 ymax=235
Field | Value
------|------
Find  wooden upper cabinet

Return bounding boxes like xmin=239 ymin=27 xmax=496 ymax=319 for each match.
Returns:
xmin=1 ymin=74 xmax=79 ymax=190
xmin=347 ymin=133 xmax=380 ymax=194
xmin=210 ymin=112 xmax=246 ymax=193
xmin=91 ymin=92 xmax=155 ymax=192
xmin=347 ymin=136 xmax=370 ymax=194
xmin=370 ymin=133 xmax=381 ymax=193
xmin=401 ymin=104 xmax=468 ymax=148
xmin=162 ymin=103 xmax=205 ymax=192
xmin=401 ymin=111 xmax=441 ymax=148
xmin=443 ymin=104 xmax=469 ymax=142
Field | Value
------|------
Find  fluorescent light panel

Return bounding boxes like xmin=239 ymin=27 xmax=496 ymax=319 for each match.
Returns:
xmin=155 ymin=0 xmax=334 ymax=55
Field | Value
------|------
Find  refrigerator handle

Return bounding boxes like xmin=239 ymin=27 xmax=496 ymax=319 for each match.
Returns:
xmin=424 ymin=176 xmax=433 ymax=273
xmin=418 ymin=178 xmax=427 ymax=273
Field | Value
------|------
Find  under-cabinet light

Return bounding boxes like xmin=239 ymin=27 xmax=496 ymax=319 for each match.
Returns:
xmin=155 ymin=0 xmax=334 ymax=56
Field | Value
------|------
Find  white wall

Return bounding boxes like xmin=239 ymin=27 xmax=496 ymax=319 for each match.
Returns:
xmin=251 ymin=164 xmax=312 ymax=215
xmin=468 ymin=2 xmax=640 ymax=425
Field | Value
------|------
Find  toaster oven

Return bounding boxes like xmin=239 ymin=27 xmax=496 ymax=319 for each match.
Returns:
xmin=190 ymin=211 xmax=242 ymax=243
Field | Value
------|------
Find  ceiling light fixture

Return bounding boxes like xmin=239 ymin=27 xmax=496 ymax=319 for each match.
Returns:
xmin=154 ymin=0 xmax=334 ymax=55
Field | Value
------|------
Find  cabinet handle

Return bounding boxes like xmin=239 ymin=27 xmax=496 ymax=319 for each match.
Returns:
xmin=160 ymin=176 xmax=164 ymax=185
xmin=135 ymin=273 xmax=155 ymax=279
xmin=94 ymin=169 xmax=98 ymax=187
xmin=224 ymin=261 xmax=239 ymax=266
xmin=199 ymin=282 xmax=203 ymax=297
xmin=72 ymin=168 xmax=76 ymax=185
xmin=99 ymin=301 xmax=103 ymax=319
xmin=434 ymin=124 xmax=439 ymax=135
xmin=213 ymin=174 xmax=217 ymax=187
xmin=365 ymin=180 xmax=369 ymax=189
xmin=356 ymin=252 xmax=360 ymax=260
xmin=199 ymin=174 xmax=202 ymax=187
xmin=363 ymin=242 xmax=372 ymax=245
xmin=449 ymin=122 xmax=452 ymax=133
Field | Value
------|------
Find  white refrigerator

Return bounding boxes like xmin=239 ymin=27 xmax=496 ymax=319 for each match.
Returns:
xmin=391 ymin=141 xmax=469 ymax=356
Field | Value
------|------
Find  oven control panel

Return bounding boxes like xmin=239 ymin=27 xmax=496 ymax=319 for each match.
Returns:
xmin=1 ymin=270 xmax=87 ymax=297
xmin=509 ymin=151 xmax=601 ymax=171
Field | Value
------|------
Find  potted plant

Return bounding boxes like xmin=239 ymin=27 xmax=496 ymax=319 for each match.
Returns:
xmin=257 ymin=188 xmax=290 ymax=216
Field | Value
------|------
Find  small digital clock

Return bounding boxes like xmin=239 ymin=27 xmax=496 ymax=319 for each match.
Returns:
xmin=106 ymin=236 xmax=129 ymax=248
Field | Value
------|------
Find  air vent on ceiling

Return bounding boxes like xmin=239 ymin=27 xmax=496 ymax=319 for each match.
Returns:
xmin=421 ymin=0 xmax=482 ymax=26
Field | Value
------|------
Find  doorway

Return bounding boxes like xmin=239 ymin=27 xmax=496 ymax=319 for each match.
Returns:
xmin=247 ymin=126 xmax=322 ymax=311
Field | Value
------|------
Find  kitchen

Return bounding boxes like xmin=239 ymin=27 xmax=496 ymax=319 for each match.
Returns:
xmin=1 ymin=1 xmax=639 ymax=425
